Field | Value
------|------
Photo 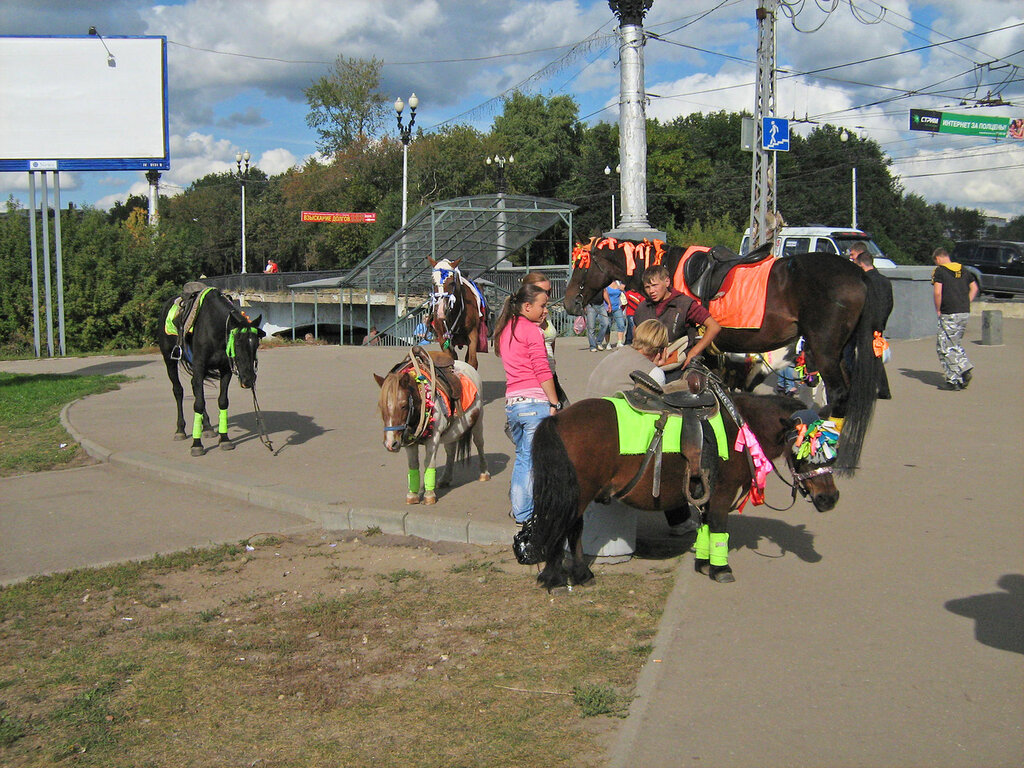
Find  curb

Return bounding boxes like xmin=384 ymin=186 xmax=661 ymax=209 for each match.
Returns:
xmin=60 ymin=400 xmax=517 ymax=547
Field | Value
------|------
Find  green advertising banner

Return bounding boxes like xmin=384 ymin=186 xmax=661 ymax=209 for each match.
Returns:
xmin=910 ymin=108 xmax=1024 ymax=140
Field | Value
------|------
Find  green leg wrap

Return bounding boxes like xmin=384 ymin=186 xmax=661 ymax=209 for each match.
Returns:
xmin=424 ymin=467 xmax=436 ymax=492
xmin=709 ymin=531 xmax=730 ymax=567
xmin=219 ymin=409 xmax=228 ymax=435
xmin=694 ymin=524 xmax=710 ymax=560
xmin=192 ymin=412 xmax=204 ymax=440
xmin=408 ymin=469 xmax=420 ymax=494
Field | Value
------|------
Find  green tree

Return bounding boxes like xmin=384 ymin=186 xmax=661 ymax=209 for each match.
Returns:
xmin=305 ymin=56 xmax=390 ymax=157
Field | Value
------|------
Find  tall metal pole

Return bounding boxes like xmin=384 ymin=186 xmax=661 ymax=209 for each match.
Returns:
xmin=851 ymin=167 xmax=858 ymax=230
xmin=748 ymin=0 xmax=778 ymax=250
xmin=146 ymin=170 xmax=161 ymax=228
xmin=395 ymin=93 xmax=418 ymax=272
xmin=28 ymin=173 xmax=40 ymax=358
xmin=609 ymin=1 xmax=655 ymax=235
xmin=40 ymin=172 xmax=54 ymax=356
xmin=236 ymin=151 xmax=250 ymax=274
xmin=53 ymin=172 xmax=66 ymax=356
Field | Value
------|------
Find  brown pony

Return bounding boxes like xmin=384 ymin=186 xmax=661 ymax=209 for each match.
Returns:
xmin=515 ymin=389 xmax=841 ymax=590
xmin=563 ymin=238 xmax=878 ymax=472
xmin=429 ymin=258 xmax=486 ymax=369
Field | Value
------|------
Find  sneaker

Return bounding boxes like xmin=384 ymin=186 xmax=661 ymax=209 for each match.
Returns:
xmin=590 ymin=347 xmax=598 ymax=352
xmin=961 ymin=368 xmax=973 ymax=388
xmin=597 ymin=344 xmax=606 ymax=351
xmin=508 ymin=510 xmax=527 ymax=526
xmin=668 ymin=518 xmax=699 ymax=536
xmin=938 ymin=381 xmax=961 ymax=391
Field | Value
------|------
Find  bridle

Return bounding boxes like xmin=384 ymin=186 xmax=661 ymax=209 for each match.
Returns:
xmin=571 ymin=248 xmax=622 ymax=309
xmin=431 ymin=268 xmax=466 ymax=350
xmin=382 ymin=348 xmax=438 ymax=447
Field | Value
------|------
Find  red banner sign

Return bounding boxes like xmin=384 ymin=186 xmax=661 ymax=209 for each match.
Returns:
xmin=300 ymin=211 xmax=377 ymax=224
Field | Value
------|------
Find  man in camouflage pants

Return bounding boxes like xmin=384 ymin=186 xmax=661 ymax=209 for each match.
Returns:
xmin=931 ymin=247 xmax=979 ymax=390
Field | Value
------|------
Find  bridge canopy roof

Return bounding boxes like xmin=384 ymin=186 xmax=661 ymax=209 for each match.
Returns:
xmin=288 ymin=194 xmax=575 ymax=292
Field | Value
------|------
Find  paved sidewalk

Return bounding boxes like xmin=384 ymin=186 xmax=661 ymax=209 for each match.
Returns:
xmin=1 ymin=318 xmax=1021 ymax=766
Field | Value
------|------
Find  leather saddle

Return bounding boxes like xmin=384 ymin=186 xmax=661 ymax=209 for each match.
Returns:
xmin=412 ymin=346 xmax=463 ymax=418
xmin=683 ymin=242 xmax=773 ymax=305
xmin=611 ymin=370 xmax=719 ymax=507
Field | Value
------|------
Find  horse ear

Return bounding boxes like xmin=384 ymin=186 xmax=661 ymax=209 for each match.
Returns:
xmin=777 ymin=416 xmax=798 ymax=445
xmin=450 ymin=258 xmax=462 ymax=268
xmin=428 ymin=257 xmax=437 ymax=267
xmin=817 ymin=403 xmax=834 ymax=420
xmin=373 ymin=373 xmax=385 ymax=388
xmin=250 ymin=314 xmax=262 ymax=327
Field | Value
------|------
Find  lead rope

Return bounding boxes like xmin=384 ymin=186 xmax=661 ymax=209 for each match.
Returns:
xmin=251 ymin=387 xmax=275 ymax=453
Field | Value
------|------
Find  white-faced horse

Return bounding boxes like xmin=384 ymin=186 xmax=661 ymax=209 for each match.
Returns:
xmin=373 ymin=347 xmax=489 ymax=504
xmin=429 ymin=257 xmax=486 ymax=369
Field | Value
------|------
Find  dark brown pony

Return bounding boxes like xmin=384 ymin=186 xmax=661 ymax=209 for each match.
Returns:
xmin=516 ymin=391 xmax=841 ymax=590
xmin=563 ymin=238 xmax=878 ymax=471
xmin=429 ymin=258 xmax=485 ymax=369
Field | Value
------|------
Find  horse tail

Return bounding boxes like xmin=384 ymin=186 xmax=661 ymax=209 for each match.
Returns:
xmin=453 ymin=428 xmax=473 ymax=464
xmin=835 ymin=287 xmax=880 ymax=474
xmin=528 ymin=416 xmax=580 ymax=561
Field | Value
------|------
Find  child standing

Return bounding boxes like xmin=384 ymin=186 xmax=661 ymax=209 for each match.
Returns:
xmin=494 ymin=283 xmax=559 ymax=524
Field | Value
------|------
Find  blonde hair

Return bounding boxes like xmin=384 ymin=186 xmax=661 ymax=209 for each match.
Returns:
xmin=631 ymin=319 xmax=668 ymax=356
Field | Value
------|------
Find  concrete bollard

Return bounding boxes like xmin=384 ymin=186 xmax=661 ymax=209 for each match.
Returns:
xmin=981 ymin=309 xmax=1003 ymax=346
xmin=581 ymin=500 xmax=637 ymax=564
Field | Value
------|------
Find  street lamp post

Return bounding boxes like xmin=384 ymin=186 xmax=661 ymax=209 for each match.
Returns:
xmin=235 ymin=150 xmax=250 ymax=274
xmin=395 ymin=93 xmax=419 ymax=229
xmin=840 ymin=129 xmax=858 ymax=229
xmin=604 ymin=164 xmax=621 ymax=230
xmin=486 ymin=155 xmax=514 ymax=265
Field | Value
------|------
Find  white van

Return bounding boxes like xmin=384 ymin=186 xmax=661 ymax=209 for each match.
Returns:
xmin=740 ymin=226 xmax=896 ymax=267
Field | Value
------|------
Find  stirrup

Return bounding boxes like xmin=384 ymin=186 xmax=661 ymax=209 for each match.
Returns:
xmin=170 ymin=345 xmax=182 ymax=361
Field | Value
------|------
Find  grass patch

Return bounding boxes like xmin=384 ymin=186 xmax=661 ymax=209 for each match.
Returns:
xmin=0 ymin=539 xmax=674 ymax=767
xmin=0 ymin=371 xmax=128 ymax=476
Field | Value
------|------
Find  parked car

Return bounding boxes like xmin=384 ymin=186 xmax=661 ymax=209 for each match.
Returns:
xmin=740 ymin=226 xmax=896 ymax=267
xmin=950 ymin=240 xmax=1024 ymax=298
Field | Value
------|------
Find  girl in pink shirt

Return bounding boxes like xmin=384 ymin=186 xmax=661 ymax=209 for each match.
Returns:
xmin=494 ymin=283 xmax=558 ymax=524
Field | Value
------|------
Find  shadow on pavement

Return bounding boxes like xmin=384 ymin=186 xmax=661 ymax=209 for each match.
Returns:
xmin=945 ymin=574 xmax=1024 ymax=656
xmin=64 ymin=360 xmax=154 ymax=377
xmin=896 ymin=367 xmax=946 ymax=387
xmin=728 ymin=514 xmax=823 ymax=563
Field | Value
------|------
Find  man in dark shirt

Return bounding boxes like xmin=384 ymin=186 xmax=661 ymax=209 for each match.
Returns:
xmin=853 ymin=251 xmax=894 ymax=399
xmin=931 ymin=247 xmax=979 ymax=390
xmin=633 ymin=265 xmax=721 ymax=372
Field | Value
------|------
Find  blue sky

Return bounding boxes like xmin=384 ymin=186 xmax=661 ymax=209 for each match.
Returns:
xmin=1 ymin=0 xmax=1022 ymax=222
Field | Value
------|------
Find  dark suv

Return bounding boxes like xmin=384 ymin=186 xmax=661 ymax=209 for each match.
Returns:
xmin=951 ymin=240 xmax=1024 ymax=298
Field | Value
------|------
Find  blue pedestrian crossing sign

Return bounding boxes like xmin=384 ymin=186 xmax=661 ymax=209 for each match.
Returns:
xmin=762 ymin=117 xmax=790 ymax=151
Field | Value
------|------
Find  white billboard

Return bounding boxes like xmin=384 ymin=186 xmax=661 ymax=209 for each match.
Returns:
xmin=0 ymin=35 xmax=169 ymax=171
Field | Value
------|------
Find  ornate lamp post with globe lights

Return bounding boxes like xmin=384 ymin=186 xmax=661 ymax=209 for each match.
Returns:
xmin=395 ymin=93 xmax=419 ymax=229
xmin=486 ymin=154 xmax=514 ymax=265
xmin=235 ymin=150 xmax=251 ymax=274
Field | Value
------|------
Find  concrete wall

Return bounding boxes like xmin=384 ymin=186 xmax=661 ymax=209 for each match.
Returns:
xmin=880 ymin=266 xmax=936 ymax=340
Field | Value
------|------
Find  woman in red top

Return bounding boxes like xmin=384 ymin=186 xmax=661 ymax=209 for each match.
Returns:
xmin=493 ymin=283 xmax=558 ymax=524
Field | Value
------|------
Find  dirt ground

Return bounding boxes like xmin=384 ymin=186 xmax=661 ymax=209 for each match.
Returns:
xmin=0 ymin=530 xmax=677 ymax=767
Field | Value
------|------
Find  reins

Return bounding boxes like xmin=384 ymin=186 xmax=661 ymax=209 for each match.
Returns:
xmin=221 ymin=295 xmax=274 ymax=454
xmin=383 ymin=348 xmax=438 ymax=447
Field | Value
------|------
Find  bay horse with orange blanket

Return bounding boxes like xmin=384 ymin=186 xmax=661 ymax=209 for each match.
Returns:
xmin=563 ymin=237 xmax=879 ymax=472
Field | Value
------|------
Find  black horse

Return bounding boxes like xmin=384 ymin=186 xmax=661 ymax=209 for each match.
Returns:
xmin=157 ymin=287 xmax=264 ymax=456
xmin=564 ymin=237 xmax=879 ymax=471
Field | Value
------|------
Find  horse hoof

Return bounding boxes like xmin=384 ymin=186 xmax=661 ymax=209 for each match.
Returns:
xmin=203 ymin=429 xmax=217 ymax=438
xmin=423 ymin=494 xmax=437 ymax=506
xmin=173 ymin=432 xmax=187 ymax=441
xmin=478 ymin=472 xmax=491 ymax=482
xmin=695 ymin=558 xmax=710 ymax=576
xmin=220 ymin=441 xmax=234 ymax=451
xmin=711 ymin=566 xmax=735 ymax=584
xmin=406 ymin=495 xmax=420 ymax=505
xmin=190 ymin=446 xmax=205 ymax=457
xmin=438 ymin=478 xmax=451 ymax=488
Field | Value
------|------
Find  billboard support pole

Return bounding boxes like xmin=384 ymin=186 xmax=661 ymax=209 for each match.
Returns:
xmin=40 ymin=172 xmax=54 ymax=357
xmin=27 ymin=173 xmax=41 ymax=358
xmin=53 ymin=171 xmax=66 ymax=356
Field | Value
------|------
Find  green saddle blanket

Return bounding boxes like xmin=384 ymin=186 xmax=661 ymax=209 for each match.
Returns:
xmin=605 ymin=395 xmax=728 ymax=459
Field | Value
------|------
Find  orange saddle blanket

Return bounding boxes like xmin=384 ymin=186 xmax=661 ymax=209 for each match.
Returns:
xmin=671 ymin=248 xmax=777 ymax=330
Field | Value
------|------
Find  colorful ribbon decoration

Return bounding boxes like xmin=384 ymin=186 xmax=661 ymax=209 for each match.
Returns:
xmin=733 ymin=422 xmax=773 ymax=512
xmin=793 ymin=418 xmax=840 ymax=465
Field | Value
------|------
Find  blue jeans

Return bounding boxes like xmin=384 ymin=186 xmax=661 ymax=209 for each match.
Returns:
xmin=505 ymin=399 xmax=548 ymax=523
xmin=586 ymin=304 xmax=609 ymax=350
